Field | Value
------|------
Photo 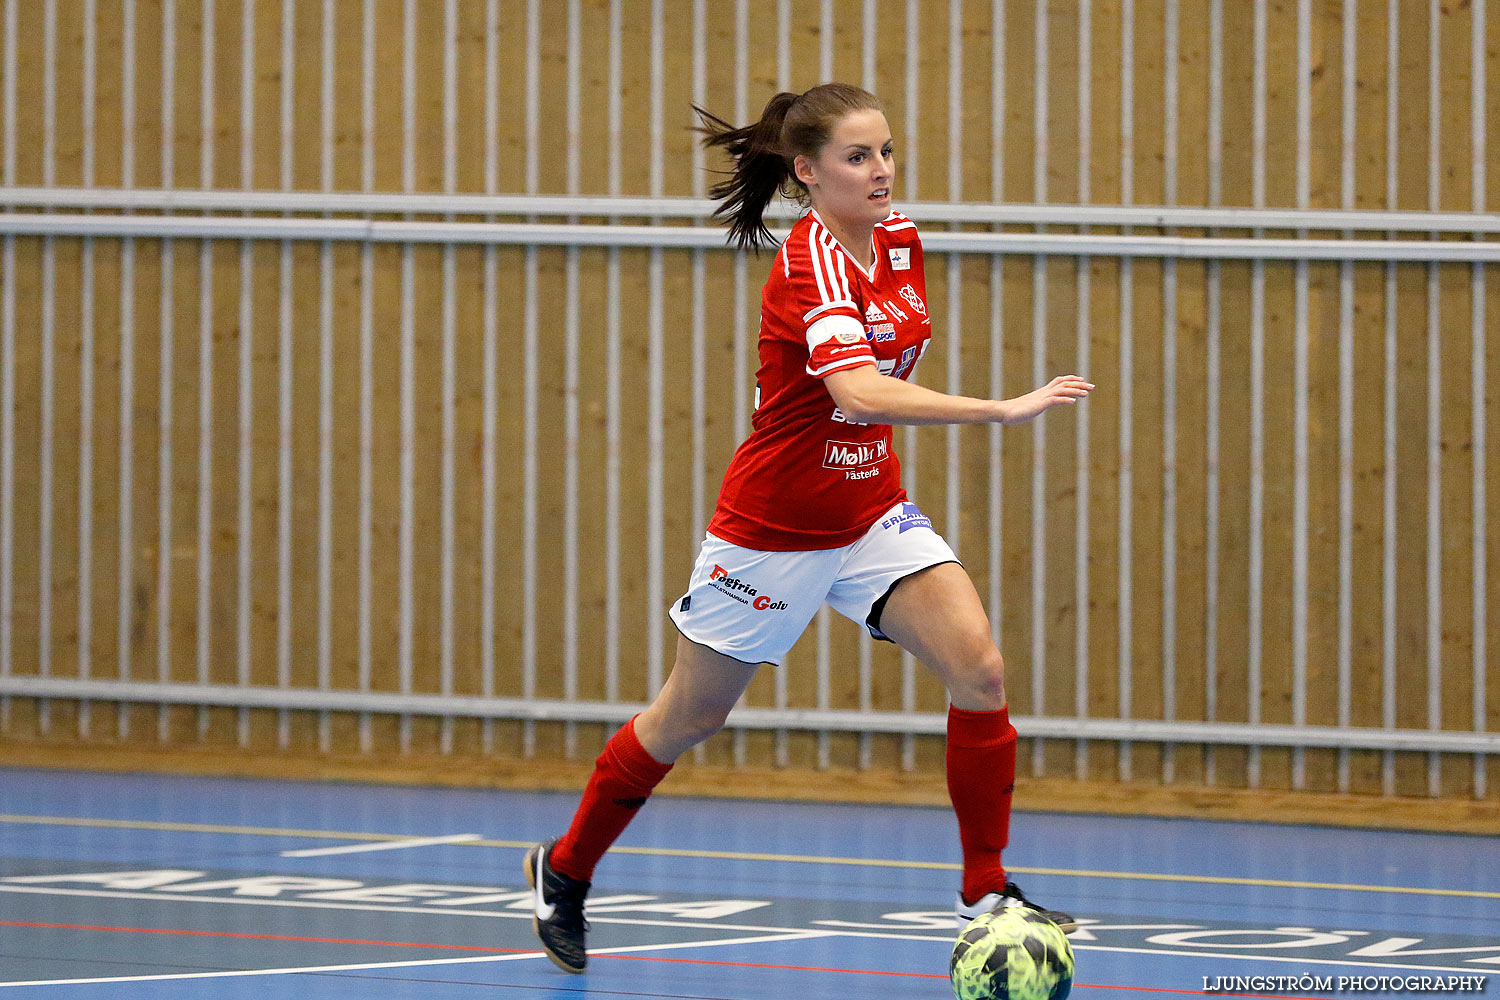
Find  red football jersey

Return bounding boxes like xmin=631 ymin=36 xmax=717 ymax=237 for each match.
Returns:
xmin=708 ymin=209 xmax=933 ymax=550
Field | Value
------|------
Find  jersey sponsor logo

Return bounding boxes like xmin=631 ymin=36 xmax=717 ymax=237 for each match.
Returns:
xmin=831 ymin=406 xmax=870 ymax=426
xmin=881 ymin=502 xmax=933 ymax=534
xmin=707 ymin=565 xmax=787 ymax=611
xmin=867 ymin=322 xmax=896 ymax=342
xmin=898 ymin=283 xmax=927 ymax=316
xmin=887 ymin=344 xmax=919 ymax=380
xmin=888 ymin=246 xmax=911 ymax=270
xmin=822 ymin=438 xmax=889 ymax=470
xmin=865 ymin=302 xmax=888 ymax=322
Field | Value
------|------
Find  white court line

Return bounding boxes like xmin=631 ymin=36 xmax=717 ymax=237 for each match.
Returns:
xmin=1 ymin=885 xmax=1491 ymax=983
xmin=280 ymin=834 xmax=482 ymax=857
xmin=0 ymin=885 xmax=780 ymax=934
xmin=0 ymin=929 xmax=837 ymax=988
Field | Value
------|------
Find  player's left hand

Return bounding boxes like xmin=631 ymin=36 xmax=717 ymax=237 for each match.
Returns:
xmin=1001 ymin=375 xmax=1095 ymax=426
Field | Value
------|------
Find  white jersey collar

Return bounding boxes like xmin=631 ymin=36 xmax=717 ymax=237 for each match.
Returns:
xmin=809 ymin=209 xmax=879 ymax=283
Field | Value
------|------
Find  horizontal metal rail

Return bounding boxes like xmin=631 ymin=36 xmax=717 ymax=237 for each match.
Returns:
xmin=5 ymin=186 xmax=1500 ymax=234
xmin=2 ymin=676 xmax=1496 ymax=755
xmin=4 ymin=213 xmax=1500 ymax=261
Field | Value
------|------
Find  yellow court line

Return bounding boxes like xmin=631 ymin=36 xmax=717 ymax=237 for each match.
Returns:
xmin=0 ymin=814 xmax=406 ymax=843
xmin=3 ymin=813 xmax=1496 ymax=901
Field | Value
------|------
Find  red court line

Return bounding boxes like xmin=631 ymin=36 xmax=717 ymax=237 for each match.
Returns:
xmin=0 ymin=919 xmax=1336 ymax=997
xmin=607 ymin=955 xmax=1336 ymax=998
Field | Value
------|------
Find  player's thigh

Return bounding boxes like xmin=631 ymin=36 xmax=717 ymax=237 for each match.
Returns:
xmin=875 ymin=562 xmax=1006 ymax=708
xmin=635 ymin=634 xmax=761 ymax=761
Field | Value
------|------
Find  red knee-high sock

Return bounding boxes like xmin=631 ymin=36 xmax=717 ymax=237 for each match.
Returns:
xmin=946 ymin=703 xmax=1017 ymax=906
xmin=550 ymin=716 xmax=673 ymax=882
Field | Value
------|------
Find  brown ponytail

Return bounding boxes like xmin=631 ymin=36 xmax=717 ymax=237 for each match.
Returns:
xmin=696 ymin=83 xmax=884 ymax=252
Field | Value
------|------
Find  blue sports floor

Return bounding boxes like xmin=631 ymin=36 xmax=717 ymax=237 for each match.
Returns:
xmin=0 ymin=767 xmax=1495 ymax=998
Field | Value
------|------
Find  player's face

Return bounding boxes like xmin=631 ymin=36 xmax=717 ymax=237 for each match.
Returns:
xmin=798 ymin=108 xmax=895 ymax=231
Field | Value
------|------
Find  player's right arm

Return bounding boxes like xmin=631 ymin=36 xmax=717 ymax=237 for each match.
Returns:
xmin=824 ymin=366 xmax=1094 ymax=427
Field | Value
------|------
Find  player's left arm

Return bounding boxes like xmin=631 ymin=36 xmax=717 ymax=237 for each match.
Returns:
xmin=823 ymin=366 xmax=1093 ymax=427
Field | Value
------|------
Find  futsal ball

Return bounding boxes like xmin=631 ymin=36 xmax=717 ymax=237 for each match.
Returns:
xmin=950 ymin=907 xmax=1074 ymax=1000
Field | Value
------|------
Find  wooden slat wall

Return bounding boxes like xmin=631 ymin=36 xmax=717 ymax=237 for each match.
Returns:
xmin=1 ymin=0 xmax=1495 ymax=800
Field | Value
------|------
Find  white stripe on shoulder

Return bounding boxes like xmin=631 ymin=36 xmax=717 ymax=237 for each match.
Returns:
xmin=878 ymin=220 xmax=917 ymax=233
xmin=816 ymin=228 xmax=850 ymax=300
xmin=806 ymin=223 xmax=835 ymax=303
xmin=826 ymin=234 xmax=852 ymax=300
xmin=780 ymin=242 xmax=790 ymax=278
xmin=811 ymin=222 xmax=843 ymax=302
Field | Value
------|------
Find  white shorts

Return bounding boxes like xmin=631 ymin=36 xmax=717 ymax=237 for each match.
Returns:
xmin=668 ymin=500 xmax=959 ymax=665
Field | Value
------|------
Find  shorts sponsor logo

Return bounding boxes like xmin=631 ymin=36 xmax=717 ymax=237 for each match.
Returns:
xmin=707 ymin=565 xmax=787 ymax=611
xmin=881 ymin=502 xmax=933 ymax=534
xmin=822 ymin=438 xmax=889 ymax=470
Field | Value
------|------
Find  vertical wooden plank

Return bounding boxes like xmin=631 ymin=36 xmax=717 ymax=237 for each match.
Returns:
xmin=1435 ymin=1 xmax=1479 ymax=798
xmin=8 ymin=236 xmax=40 ymax=738
xmin=1212 ymin=249 xmax=1253 ymax=789
xmin=1342 ymin=0 xmax=1390 ymax=796
xmin=1298 ymin=1 xmax=1346 ymax=792
xmin=1170 ymin=0 xmax=1210 ymax=785
xmin=1488 ymin=263 xmax=1500 ymax=799
xmin=201 ymin=237 xmax=239 ymax=746
xmin=1030 ymin=0 xmax=1082 ymax=779
xmin=48 ymin=235 xmax=82 ymax=737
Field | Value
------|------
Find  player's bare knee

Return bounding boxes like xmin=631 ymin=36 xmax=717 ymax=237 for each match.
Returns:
xmin=683 ymin=708 xmax=730 ymax=748
xmin=954 ymin=646 xmax=1007 ymax=709
xmin=653 ymin=705 xmax=730 ymax=757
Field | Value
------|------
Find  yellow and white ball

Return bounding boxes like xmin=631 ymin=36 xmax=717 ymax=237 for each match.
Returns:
xmin=950 ymin=906 xmax=1074 ymax=1000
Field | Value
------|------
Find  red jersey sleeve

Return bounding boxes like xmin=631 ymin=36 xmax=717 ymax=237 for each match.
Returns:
xmin=776 ymin=219 xmax=877 ymax=379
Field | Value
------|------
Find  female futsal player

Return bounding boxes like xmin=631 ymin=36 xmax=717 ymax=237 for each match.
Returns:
xmin=526 ymin=83 xmax=1093 ymax=974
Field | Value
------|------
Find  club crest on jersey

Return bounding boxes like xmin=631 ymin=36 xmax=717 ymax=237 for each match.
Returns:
xmin=898 ymin=283 xmax=927 ymax=316
xmin=888 ymin=246 xmax=911 ymax=270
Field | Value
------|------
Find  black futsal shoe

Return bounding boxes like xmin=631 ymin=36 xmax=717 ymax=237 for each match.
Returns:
xmin=524 ymin=839 xmax=591 ymax=973
xmin=955 ymin=880 xmax=1077 ymax=935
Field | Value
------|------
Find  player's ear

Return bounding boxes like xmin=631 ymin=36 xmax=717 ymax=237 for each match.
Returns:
xmin=792 ymin=153 xmax=818 ymax=189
